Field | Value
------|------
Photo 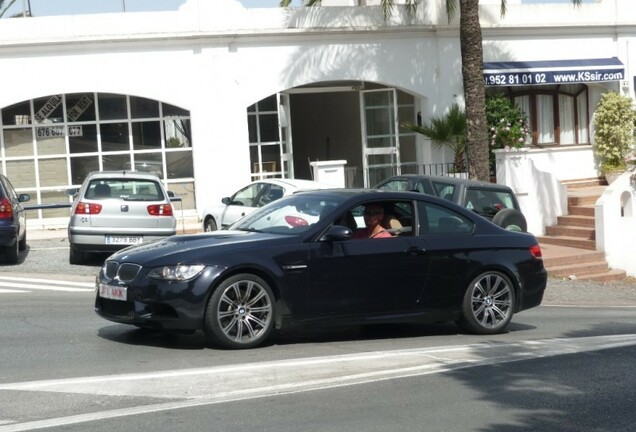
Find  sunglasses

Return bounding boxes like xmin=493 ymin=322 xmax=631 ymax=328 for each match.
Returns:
xmin=364 ymin=210 xmax=383 ymax=216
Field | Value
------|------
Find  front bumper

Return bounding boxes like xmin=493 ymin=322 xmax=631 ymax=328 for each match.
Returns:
xmin=94 ymin=265 xmax=222 ymax=332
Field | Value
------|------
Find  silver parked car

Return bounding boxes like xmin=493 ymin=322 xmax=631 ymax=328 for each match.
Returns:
xmin=67 ymin=171 xmax=177 ymax=264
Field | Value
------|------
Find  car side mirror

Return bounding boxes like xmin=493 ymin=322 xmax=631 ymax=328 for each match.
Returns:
xmin=65 ymin=188 xmax=79 ymax=197
xmin=320 ymin=225 xmax=353 ymax=242
xmin=167 ymin=191 xmax=175 ymax=198
xmin=221 ymin=197 xmax=231 ymax=205
xmin=18 ymin=193 xmax=30 ymax=203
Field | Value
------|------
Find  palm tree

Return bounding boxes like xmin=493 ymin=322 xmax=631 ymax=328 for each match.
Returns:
xmin=280 ymin=0 xmax=582 ymax=181
xmin=402 ymin=103 xmax=467 ymax=173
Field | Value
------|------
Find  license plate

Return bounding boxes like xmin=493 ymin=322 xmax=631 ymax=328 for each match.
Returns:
xmin=105 ymin=235 xmax=143 ymax=245
xmin=99 ymin=284 xmax=127 ymax=301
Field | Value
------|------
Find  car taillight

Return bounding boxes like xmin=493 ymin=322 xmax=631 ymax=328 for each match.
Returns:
xmin=0 ymin=197 xmax=13 ymax=219
xmin=74 ymin=202 xmax=102 ymax=215
xmin=147 ymin=204 xmax=173 ymax=216
xmin=530 ymin=244 xmax=543 ymax=260
xmin=285 ymin=215 xmax=309 ymax=227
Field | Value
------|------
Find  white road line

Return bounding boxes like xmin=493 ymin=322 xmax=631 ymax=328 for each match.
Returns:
xmin=0 ymin=276 xmax=93 ymax=288
xmin=1 ymin=334 xmax=636 ymax=431
xmin=0 ymin=276 xmax=94 ymax=293
xmin=0 ymin=282 xmax=93 ymax=293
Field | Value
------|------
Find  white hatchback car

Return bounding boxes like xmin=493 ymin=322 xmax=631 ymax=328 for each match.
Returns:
xmin=201 ymin=178 xmax=335 ymax=231
xmin=67 ymin=171 xmax=177 ymax=264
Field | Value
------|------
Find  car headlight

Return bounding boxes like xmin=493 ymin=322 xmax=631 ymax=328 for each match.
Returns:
xmin=147 ymin=264 xmax=206 ymax=281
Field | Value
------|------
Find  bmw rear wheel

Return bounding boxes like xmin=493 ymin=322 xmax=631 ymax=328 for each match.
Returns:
xmin=457 ymin=271 xmax=515 ymax=334
xmin=204 ymin=273 xmax=274 ymax=349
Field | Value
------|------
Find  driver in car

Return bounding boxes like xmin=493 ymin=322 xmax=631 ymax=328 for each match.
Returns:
xmin=353 ymin=203 xmax=392 ymax=239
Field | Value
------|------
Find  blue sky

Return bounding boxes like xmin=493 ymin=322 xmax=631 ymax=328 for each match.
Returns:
xmin=3 ymin=0 xmax=589 ymax=17
xmin=4 ymin=0 xmax=287 ymax=17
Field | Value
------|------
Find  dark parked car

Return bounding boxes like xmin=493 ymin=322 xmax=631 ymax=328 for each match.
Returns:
xmin=0 ymin=174 xmax=30 ymax=264
xmin=95 ymin=189 xmax=547 ymax=349
xmin=375 ymin=174 xmax=527 ymax=232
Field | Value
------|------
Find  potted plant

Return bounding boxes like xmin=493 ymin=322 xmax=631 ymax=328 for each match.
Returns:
xmin=402 ymin=103 xmax=467 ymax=174
xmin=592 ymin=91 xmax=636 ymax=183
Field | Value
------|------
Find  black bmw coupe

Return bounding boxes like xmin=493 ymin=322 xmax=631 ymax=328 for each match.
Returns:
xmin=95 ymin=189 xmax=547 ymax=349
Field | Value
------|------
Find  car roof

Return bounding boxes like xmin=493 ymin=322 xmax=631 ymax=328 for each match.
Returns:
xmin=83 ymin=170 xmax=163 ymax=181
xmin=379 ymin=174 xmax=514 ymax=191
xmin=252 ymin=178 xmax=335 ymax=190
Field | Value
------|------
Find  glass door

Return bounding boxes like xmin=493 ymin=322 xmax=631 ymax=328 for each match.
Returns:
xmin=360 ymin=88 xmax=401 ymax=187
xmin=278 ymin=92 xmax=294 ymax=178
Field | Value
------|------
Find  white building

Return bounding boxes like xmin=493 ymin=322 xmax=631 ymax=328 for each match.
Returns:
xmin=0 ymin=0 xmax=634 ymax=239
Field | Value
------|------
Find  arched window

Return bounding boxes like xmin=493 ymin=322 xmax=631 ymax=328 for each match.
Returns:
xmin=0 ymin=93 xmax=195 ymax=220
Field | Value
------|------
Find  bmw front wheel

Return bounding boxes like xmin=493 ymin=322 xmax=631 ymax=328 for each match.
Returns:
xmin=204 ymin=273 xmax=275 ymax=349
xmin=457 ymin=271 xmax=515 ymax=334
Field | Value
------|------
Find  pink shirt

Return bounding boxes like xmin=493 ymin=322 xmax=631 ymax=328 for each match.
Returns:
xmin=352 ymin=228 xmax=393 ymax=239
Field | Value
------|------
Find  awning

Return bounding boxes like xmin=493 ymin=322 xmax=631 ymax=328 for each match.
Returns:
xmin=483 ymin=57 xmax=625 ymax=87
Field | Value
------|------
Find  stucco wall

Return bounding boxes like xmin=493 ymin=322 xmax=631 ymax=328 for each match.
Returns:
xmin=0 ymin=0 xmax=634 ymax=215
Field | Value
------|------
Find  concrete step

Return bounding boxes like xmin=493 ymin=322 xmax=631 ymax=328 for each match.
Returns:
xmin=548 ymin=261 xmax=609 ymax=278
xmin=541 ymin=247 xmax=605 ymax=268
xmin=568 ymin=205 xmax=595 ymax=217
xmin=575 ymin=269 xmax=628 ymax=283
xmin=545 ymin=225 xmax=595 ymax=240
xmin=557 ymin=215 xmax=595 ymax=228
xmin=537 ymin=235 xmax=596 ymax=250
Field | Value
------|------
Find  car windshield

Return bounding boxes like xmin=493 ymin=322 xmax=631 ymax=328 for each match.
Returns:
xmin=230 ymin=193 xmax=346 ymax=235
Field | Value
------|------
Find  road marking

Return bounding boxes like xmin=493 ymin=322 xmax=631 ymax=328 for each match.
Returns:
xmin=0 ymin=289 xmax=29 ymax=294
xmin=1 ymin=334 xmax=636 ymax=431
xmin=0 ymin=276 xmax=93 ymax=293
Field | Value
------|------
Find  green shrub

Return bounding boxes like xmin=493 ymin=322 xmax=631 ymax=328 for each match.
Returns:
xmin=592 ymin=91 xmax=636 ymax=173
xmin=485 ymin=95 xmax=530 ymax=175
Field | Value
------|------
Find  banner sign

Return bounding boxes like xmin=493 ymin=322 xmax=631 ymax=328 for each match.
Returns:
xmin=34 ymin=95 xmax=63 ymax=122
xmin=483 ymin=58 xmax=625 ymax=87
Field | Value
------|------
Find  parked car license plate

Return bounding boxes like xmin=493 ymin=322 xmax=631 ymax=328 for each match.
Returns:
xmin=98 ymin=284 xmax=127 ymax=301
xmin=105 ymin=235 xmax=143 ymax=245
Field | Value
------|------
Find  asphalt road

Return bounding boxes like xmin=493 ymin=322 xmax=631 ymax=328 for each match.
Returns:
xmin=1 ymin=238 xmax=636 ymax=431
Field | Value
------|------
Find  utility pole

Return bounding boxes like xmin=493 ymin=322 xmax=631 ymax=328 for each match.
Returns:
xmin=121 ymin=0 xmax=126 ymax=12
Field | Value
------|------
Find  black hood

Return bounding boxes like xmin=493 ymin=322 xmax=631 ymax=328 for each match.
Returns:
xmin=107 ymin=230 xmax=299 ymax=267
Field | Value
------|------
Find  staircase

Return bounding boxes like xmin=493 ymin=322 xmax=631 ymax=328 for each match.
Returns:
xmin=537 ymin=179 xmax=627 ymax=282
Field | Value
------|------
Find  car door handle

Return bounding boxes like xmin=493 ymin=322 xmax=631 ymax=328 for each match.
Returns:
xmin=407 ymin=246 xmax=426 ymax=256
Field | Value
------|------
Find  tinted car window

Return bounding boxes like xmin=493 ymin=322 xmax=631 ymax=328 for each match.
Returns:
xmin=377 ymin=179 xmax=411 ymax=191
xmin=86 ymin=179 xmax=163 ymax=201
xmin=430 ymin=181 xmax=455 ymax=201
xmin=417 ymin=201 xmax=474 ymax=235
xmin=232 ymin=183 xmax=266 ymax=207
xmin=257 ymin=185 xmax=285 ymax=207
xmin=464 ymin=187 xmax=517 ymax=217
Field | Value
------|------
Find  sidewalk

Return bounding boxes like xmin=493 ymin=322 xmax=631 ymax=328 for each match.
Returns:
xmin=28 ymin=216 xmax=203 ymax=240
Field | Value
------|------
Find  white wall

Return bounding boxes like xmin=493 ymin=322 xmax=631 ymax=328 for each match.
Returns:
xmin=0 ymin=0 xmax=635 ymax=216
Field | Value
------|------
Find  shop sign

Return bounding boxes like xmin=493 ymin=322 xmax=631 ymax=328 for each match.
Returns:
xmin=483 ymin=58 xmax=625 ymax=87
xmin=36 ymin=125 xmax=83 ymax=139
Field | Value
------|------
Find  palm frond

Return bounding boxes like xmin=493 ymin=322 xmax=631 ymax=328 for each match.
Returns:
xmin=445 ymin=0 xmax=457 ymax=23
